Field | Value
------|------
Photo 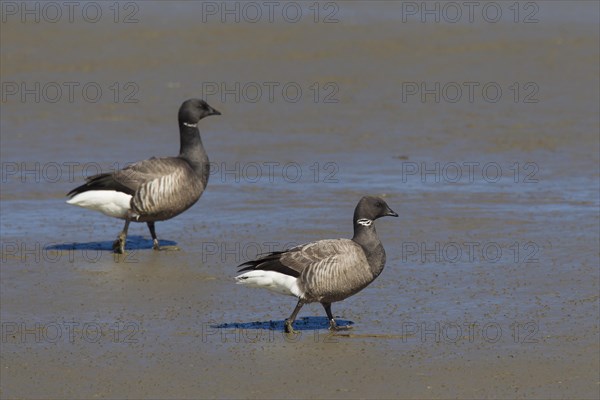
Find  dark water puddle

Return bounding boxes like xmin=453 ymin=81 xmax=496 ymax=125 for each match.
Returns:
xmin=45 ymin=235 xmax=177 ymax=251
xmin=213 ymin=316 xmax=353 ymax=331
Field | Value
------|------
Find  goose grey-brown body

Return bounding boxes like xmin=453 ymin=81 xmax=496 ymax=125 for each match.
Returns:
xmin=75 ymin=156 xmax=207 ymax=222
xmin=235 ymin=196 xmax=397 ymax=333
xmin=66 ymin=99 xmax=220 ymax=253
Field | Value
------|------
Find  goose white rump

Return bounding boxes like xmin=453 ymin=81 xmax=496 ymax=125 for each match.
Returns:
xmin=235 ymin=270 xmax=303 ymax=297
xmin=67 ymin=190 xmax=132 ymax=219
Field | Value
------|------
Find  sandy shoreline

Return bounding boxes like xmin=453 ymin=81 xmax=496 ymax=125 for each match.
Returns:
xmin=2 ymin=2 xmax=599 ymax=399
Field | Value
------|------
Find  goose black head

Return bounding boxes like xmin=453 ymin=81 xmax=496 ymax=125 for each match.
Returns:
xmin=354 ymin=196 xmax=398 ymax=224
xmin=178 ymin=99 xmax=221 ymax=127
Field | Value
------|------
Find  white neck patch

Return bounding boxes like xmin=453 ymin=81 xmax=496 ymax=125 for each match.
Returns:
xmin=357 ymin=218 xmax=373 ymax=227
xmin=183 ymin=122 xmax=197 ymax=128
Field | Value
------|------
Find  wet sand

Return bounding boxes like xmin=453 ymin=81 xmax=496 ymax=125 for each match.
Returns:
xmin=1 ymin=2 xmax=599 ymax=399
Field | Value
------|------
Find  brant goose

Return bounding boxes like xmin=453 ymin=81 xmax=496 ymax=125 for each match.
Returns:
xmin=235 ymin=196 xmax=397 ymax=333
xmin=67 ymin=99 xmax=220 ymax=254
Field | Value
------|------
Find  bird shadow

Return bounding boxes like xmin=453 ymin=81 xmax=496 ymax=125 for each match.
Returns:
xmin=212 ymin=316 xmax=354 ymax=331
xmin=45 ymin=235 xmax=177 ymax=251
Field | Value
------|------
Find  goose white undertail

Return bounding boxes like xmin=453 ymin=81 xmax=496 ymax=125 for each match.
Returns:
xmin=235 ymin=270 xmax=304 ymax=297
xmin=67 ymin=190 xmax=132 ymax=219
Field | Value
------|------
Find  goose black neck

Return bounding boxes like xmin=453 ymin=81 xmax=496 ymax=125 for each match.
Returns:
xmin=178 ymin=123 xmax=209 ymax=173
xmin=352 ymin=220 xmax=386 ymax=277
xmin=352 ymin=221 xmax=380 ymax=250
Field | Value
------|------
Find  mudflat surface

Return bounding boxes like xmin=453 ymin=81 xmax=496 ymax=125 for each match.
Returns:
xmin=1 ymin=2 xmax=599 ymax=399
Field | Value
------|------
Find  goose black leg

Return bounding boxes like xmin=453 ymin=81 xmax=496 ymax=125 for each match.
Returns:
xmin=285 ymin=299 xmax=305 ymax=334
xmin=113 ymin=220 xmax=130 ymax=254
xmin=147 ymin=222 xmax=179 ymax=251
xmin=322 ymin=302 xmax=352 ymax=331
xmin=147 ymin=222 xmax=160 ymax=250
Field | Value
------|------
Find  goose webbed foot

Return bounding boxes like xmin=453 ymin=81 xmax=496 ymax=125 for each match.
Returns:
xmin=284 ymin=319 xmax=298 ymax=335
xmin=112 ymin=237 xmax=126 ymax=254
xmin=322 ymin=302 xmax=352 ymax=331
xmin=152 ymin=242 xmax=180 ymax=252
xmin=148 ymin=222 xmax=179 ymax=251
xmin=329 ymin=319 xmax=353 ymax=331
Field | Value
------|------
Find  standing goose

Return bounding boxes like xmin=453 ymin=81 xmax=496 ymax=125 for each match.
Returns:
xmin=235 ymin=196 xmax=398 ymax=333
xmin=67 ymin=99 xmax=221 ymax=254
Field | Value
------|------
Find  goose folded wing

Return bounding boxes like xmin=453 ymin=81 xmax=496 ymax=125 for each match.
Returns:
xmin=238 ymin=239 xmax=364 ymax=278
xmin=67 ymin=157 xmax=190 ymax=197
xmin=113 ymin=157 xmax=192 ymax=192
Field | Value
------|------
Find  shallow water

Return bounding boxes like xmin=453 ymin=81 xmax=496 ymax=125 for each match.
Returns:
xmin=1 ymin=1 xmax=599 ymax=399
